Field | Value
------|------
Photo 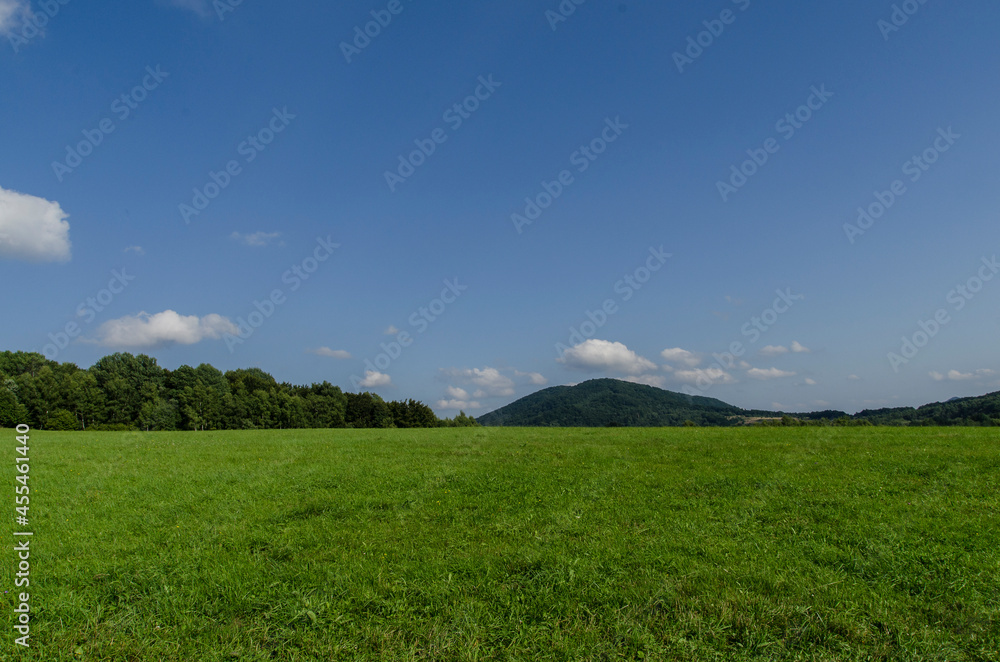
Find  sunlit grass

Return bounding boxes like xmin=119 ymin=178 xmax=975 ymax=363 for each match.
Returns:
xmin=2 ymin=426 xmax=998 ymax=660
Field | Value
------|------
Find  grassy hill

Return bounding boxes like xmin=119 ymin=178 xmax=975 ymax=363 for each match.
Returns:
xmin=4 ymin=426 xmax=997 ymax=660
xmin=476 ymin=378 xmax=746 ymax=427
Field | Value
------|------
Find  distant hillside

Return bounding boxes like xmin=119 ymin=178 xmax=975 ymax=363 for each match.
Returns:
xmin=476 ymin=379 xmax=746 ymax=427
xmin=477 ymin=379 xmax=1000 ymax=428
xmin=854 ymin=391 xmax=1000 ymax=426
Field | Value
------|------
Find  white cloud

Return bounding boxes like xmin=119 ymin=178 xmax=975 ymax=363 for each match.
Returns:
xmin=930 ymin=369 xmax=996 ymax=382
xmin=230 ymin=231 xmax=283 ymax=247
xmin=441 ymin=367 xmax=516 ymax=397
xmin=445 ymin=386 xmax=471 ymax=400
xmin=747 ymin=367 xmax=797 ymax=380
xmin=759 ymin=342 xmax=810 ymax=358
xmin=672 ymin=367 xmax=736 ymax=386
xmin=625 ymin=374 xmax=666 ymax=388
xmin=514 ymin=370 xmax=548 ymax=386
xmin=660 ymin=347 xmax=701 ymax=367
xmin=359 ymin=370 xmax=392 ymax=388
xmin=847 ymin=374 xmax=862 ymax=381
xmin=436 ymin=399 xmax=481 ymax=411
xmin=804 ymin=378 xmax=817 ymax=386
xmin=0 ymin=186 xmax=71 ymax=263
xmin=384 ymin=325 xmax=400 ymax=335
xmin=0 ymin=1 xmax=30 ymax=35
xmin=308 ymin=347 xmax=351 ymax=360
xmin=124 ymin=245 xmax=145 ymax=256
xmin=438 ymin=385 xmax=495 ymax=410
xmin=94 ymin=310 xmax=237 ymax=348
xmin=558 ymin=340 xmax=657 ymax=374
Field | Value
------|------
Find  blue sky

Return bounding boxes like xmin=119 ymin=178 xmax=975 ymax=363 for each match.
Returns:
xmin=2 ymin=0 xmax=999 ymax=415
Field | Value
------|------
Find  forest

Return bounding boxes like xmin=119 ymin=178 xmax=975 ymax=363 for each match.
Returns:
xmin=0 ymin=350 xmax=477 ymax=431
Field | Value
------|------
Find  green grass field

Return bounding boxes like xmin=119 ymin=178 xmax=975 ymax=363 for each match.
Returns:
xmin=2 ymin=427 xmax=998 ymax=661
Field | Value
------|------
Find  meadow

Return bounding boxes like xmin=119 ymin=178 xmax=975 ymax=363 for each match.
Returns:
xmin=2 ymin=426 xmax=998 ymax=661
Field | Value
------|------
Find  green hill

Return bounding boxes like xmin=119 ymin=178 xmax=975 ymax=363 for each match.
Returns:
xmin=476 ymin=379 xmax=746 ymax=427
xmin=477 ymin=378 xmax=1000 ymax=428
xmin=854 ymin=390 xmax=1000 ymax=426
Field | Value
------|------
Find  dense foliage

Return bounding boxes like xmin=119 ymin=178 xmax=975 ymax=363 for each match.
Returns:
xmin=0 ymin=351 xmax=477 ymax=431
xmin=854 ymin=392 xmax=1000 ymax=426
xmin=758 ymin=397 xmax=1000 ymax=427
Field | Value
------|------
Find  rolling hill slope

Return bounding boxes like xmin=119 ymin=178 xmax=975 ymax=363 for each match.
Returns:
xmin=476 ymin=379 xmax=747 ymax=427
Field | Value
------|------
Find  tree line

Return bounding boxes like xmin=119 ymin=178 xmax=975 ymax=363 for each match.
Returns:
xmin=749 ymin=398 xmax=1000 ymax=427
xmin=0 ymin=351 xmax=478 ymax=431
